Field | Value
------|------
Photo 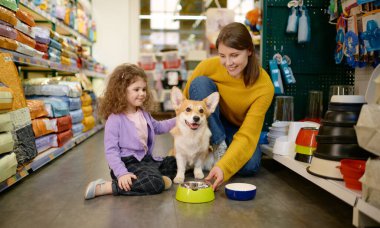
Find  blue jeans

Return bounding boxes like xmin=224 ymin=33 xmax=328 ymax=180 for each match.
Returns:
xmin=189 ymin=76 xmax=262 ymax=176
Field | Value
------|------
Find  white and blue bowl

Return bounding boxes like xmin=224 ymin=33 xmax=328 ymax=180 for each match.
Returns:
xmin=225 ymin=183 xmax=257 ymax=201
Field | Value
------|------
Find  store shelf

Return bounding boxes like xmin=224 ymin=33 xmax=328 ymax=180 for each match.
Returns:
xmin=0 ymin=124 xmax=104 ymax=193
xmin=261 ymin=144 xmax=380 ymax=227
xmin=355 ymin=199 xmax=380 ymax=224
xmin=18 ymin=0 xmax=93 ymax=46
xmin=261 ymin=145 xmax=360 ymax=206
xmin=82 ymin=69 xmax=106 ymax=78
xmin=0 ymin=166 xmax=29 ymax=193
xmin=1 ymin=49 xmax=106 ymax=77
xmin=0 ymin=48 xmax=79 ymax=73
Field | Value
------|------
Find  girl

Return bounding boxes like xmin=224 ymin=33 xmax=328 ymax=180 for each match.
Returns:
xmin=85 ymin=63 xmax=177 ymax=199
xmin=183 ymin=22 xmax=274 ymax=190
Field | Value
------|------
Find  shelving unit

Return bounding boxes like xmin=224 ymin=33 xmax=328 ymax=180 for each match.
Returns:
xmin=18 ymin=0 xmax=93 ymax=46
xmin=0 ymin=1 xmax=107 ymax=194
xmin=261 ymin=145 xmax=380 ymax=227
xmin=0 ymin=48 xmax=106 ymax=78
xmin=0 ymin=124 xmax=104 ymax=193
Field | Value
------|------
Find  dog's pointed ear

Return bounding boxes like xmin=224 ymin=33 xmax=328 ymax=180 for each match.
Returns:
xmin=171 ymin=86 xmax=184 ymax=110
xmin=203 ymin=92 xmax=219 ymax=114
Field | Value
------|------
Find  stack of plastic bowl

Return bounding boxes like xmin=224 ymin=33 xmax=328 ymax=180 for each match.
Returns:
xmin=307 ymin=95 xmax=372 ymax=180
xmin=294 ymin=127 xmax=319 ymax=163
xmin=267 ymin=121 xmax=289 ymax=147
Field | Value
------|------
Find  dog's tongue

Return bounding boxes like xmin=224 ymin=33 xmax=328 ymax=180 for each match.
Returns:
xmin=189 ymin=123 xmax=199 ymax=130
xmin=186 ymin=121 xmax=199 ymax=130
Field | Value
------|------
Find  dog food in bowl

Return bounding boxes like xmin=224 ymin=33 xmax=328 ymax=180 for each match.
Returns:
xmin=225 ymin=183 xmax=257 ymax=201
xmin=176 ymin=181 xmax=215 ymax=203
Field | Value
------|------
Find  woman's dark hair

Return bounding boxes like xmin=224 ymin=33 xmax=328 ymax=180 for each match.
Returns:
xmin=216 ymin=22 xmax=260 ymax=87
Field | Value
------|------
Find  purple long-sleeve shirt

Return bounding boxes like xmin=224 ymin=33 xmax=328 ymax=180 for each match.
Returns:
xmin=104 ymin=111 xmax=176 ymax=178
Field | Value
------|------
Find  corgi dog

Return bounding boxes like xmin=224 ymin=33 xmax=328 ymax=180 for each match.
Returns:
xmin=170 ymin=86 xmax=219 ymax=184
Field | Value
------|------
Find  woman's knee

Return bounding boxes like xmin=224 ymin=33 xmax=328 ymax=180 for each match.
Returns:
xmin=237 ymin=147 xmax=262 ymax=176
xmin=189 ymin=76 xmax=217 ymax=100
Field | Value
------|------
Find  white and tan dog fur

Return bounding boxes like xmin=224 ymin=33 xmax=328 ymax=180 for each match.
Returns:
xmin=170 ymin=86 xmax=219 ymax=184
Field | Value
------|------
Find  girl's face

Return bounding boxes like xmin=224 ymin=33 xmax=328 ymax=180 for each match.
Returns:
xmin=126 ymin=77 xmax=147 ymax=113
xmin=218 ymin=42 xmax=252 ymax=78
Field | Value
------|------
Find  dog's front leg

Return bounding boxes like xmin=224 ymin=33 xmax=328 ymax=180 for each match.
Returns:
xmin=193 ymin=158 xmax=204 ymax=179
xmin=174 ymin=154 xmax=186 ymax=184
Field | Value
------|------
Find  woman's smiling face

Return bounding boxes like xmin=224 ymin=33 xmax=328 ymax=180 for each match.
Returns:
xmin=218 ymin=42 xmax=252 ymax=78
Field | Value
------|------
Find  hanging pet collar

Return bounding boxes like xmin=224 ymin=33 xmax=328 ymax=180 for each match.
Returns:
xmin=335 ymin=16 xmax=346 ymax=64
xmin=344 ymin=31 xmax=359 ymax=68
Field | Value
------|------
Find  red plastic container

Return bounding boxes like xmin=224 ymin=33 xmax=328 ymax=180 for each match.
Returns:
xmin=340 ymin=159 xmax=366 ymax=179
xmin=343 ymin=176 xmax=362 ymax=191
xmin=295 ymin=127 xmax=319 ymax=147
xmin=340 ymin=159 xmax=366 ymax=190
xmin=138 ymin=62 xmax=156 ymax=71
xmin=163 ymin=59 xmax=181 ymax=69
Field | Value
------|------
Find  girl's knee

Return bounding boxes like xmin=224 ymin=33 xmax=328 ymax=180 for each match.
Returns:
xmin=142 ymin=174 xmax=165 ymax=194
xmin=150 ymin=176 xmax=165 ymax=194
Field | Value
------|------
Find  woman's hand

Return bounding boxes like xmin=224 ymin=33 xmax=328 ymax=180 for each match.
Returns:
xmin=205 ymin=166 xmax=224 ymax=191
xmin=118 ymin=173 xmax=137 ymax=191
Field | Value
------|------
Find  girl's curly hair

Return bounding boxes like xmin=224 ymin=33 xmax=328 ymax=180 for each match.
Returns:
xmin=98 ymin=63 xmax=153 ymax=120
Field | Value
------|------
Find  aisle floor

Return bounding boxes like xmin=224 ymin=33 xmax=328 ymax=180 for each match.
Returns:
xmin=0 ymin=130 xmax=354 ymax=228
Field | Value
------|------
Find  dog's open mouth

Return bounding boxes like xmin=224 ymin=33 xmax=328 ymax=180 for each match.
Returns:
xmin=185 ymin=120 xmax=200 ymax=130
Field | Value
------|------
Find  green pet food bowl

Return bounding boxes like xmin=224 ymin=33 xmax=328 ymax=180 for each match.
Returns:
xmin=175 ymin=181 xmax=215 ymax=203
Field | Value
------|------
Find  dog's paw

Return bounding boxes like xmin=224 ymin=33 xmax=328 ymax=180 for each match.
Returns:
xmin=194 ymin=169 xmax=204 ymax=179
xmin=174 ymin=176 xmax=185 ymax=184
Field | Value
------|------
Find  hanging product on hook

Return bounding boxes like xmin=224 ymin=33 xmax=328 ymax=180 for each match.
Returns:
xmin=335 ymin=16 xmax=346 ymax=64
xmin=279 ymin=55 xmax=296 ymax=85
xmin=286 ymin=0 xmax=300 ymax=34
xmin=344 ymin=31 xmax=359 ymax=68
xmin=298 ymin=5 xmax=311 ymax=43
xmin=286 ymin=6 xmax=299 ymax=34
xmin=269 ymin=59 xmax=284 ymax=95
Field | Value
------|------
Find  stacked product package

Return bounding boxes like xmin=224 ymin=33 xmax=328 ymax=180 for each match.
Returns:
xmin=80 ymin=92 xmax=95 ymax=132
xmin=23 ymin=77 xmax=83 ymax=153
xmin=0 ymin=53 xmax=38 ymax=182
xmin=47 ymin=30 xmax=62 ymax=63
xmin=33 ymin=0 xmax=97 ymax=42
xmin=61 ymin=36 xmax=79 ymax=67
xmin=0 ymin=0 xmax=44 ymax=58
xmin=60 ymin=76 xmax=85 ymax=136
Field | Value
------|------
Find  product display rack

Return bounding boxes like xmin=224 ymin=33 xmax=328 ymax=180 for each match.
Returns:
xmin=0 ymin=124 xmax=104 ymax=193
xmin=261 ymin=0 xmax=379 ymax=226
xmin=0 ymin=48 xmax=106 ymax=78
xmin=18 ymin=0 xmax=93 ymax=46
xmin=261 ymin=0 xmax=354 ymax=130
xmin=0 ymin=1 xmax=106 ymax=193
xmin=261 ymin=145 xmax=380 ymax=227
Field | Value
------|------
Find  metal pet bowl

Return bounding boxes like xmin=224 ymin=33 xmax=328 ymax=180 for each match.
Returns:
xmin=175 ymin=181 xmax=215 ymax=203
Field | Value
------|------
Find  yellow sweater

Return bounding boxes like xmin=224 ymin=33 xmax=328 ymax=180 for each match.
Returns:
xmin=183 ymin=56 xmax=274 ymax=181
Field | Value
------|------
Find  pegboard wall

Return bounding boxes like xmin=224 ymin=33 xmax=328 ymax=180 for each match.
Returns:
xmin=261 ymin=0 xmax=355 ymax=130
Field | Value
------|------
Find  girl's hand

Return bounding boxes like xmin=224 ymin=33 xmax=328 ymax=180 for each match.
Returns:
xmin=205 ymin=166 xmax=224 ymax=191
xmin=118 ymin=173 xmax=137 ymax=191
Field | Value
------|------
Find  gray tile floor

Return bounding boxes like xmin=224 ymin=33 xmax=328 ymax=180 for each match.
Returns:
xmin=0 ymin=130 xmax=354 ymax=228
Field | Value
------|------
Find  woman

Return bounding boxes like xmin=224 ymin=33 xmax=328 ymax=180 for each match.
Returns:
xmin=183 ymin=22 xmax=274 ymax=190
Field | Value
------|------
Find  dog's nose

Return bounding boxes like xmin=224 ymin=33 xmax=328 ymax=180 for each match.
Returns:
xmin=193 ymin=116 xmax=200 ymax=122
